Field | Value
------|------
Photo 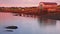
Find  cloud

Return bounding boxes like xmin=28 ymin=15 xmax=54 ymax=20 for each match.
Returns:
xmin=0 ymin=0 xmax=59 ymax=7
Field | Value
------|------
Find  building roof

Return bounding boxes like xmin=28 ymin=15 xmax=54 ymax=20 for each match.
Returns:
xmin=40 ymin=2 xmax=57 ymax=5
xmin=57 ymin=5 xmax=60 ymax=7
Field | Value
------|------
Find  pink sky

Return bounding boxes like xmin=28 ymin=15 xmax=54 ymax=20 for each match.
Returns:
xmin=0 ymin=0 xmax=60 ymax=7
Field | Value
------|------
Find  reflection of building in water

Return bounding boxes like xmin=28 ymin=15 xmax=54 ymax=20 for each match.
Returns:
xmin=38 ymin=17 xmax=56 ymax=26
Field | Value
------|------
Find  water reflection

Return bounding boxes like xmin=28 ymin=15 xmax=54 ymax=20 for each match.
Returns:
xmin=5 ymin=30 xmax=13 ymax=32
xmin=37 ymin=17 xmax=58 ymax=34
xmin=1 ymin=12 xmax=60 ymax=34
xmin=38 ymin=17 xmax=56 ymax=26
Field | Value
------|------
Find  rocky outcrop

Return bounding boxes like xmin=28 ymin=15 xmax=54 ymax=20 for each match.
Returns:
xmin=5 ymin=26 xmax=18 ymax=29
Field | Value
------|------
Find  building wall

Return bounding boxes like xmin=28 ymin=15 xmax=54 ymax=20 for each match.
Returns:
xmin=39 ymin=2 xmax=57 ymax=12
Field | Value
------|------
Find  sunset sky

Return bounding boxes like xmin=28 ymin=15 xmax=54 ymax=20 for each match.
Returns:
xmin=0 ymin=0 xmax=60 ymax=7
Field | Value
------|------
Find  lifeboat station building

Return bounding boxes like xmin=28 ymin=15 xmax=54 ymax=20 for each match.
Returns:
xmin=39 ymin=2 xmax=57 ymax=13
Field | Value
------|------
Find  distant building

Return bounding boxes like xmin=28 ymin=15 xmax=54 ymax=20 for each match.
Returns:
xmin=39 ymin=2 xmax=57 ymax=12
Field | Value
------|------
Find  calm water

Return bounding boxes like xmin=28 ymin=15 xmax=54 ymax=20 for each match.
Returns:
xmin=0 ymin=12 xmax=60 ymax=34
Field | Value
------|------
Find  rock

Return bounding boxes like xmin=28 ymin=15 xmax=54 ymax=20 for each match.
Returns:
xmin=5 ymin=26 xmax=18 ymax=29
